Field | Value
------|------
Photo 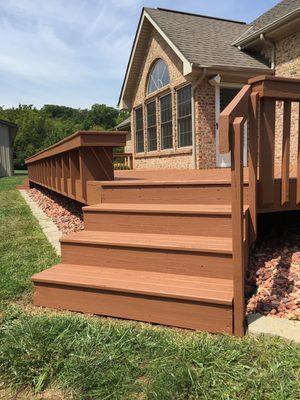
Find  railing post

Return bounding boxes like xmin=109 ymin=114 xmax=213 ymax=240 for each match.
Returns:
xmin=248 ymin=93 xmax=259 ymax=244
xmin=231 ymin=117 xmax=246 ymax=337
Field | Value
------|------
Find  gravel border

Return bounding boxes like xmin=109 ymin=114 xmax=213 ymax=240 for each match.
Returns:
xmin=19 ymin=189 xmax=61 ymax=255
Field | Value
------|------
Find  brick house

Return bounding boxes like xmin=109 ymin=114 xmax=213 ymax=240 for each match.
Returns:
xmin=118 ymin=0 xmax=300 ymax=169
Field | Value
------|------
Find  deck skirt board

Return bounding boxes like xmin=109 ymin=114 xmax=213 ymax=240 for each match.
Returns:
xmin=33 ymin=282 xmax=233 ymax=333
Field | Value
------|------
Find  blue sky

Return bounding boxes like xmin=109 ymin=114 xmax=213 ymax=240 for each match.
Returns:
xmin=0 ymin=0 xmax=279 ymax=109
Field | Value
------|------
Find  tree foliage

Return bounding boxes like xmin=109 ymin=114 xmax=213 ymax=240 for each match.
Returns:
xmin=0 ymin=104 xmax=129 ymax=168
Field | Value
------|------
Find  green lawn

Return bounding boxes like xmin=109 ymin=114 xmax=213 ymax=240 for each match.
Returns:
xmin=0 ymin=175 xmax=299 ymax=400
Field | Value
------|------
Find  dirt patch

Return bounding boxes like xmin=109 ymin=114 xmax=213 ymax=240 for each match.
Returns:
xmin=0 ymin=385 xmax=71 ymax=400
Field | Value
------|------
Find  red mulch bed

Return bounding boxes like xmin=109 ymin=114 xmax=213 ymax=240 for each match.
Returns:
xmin=27 ymin=186 xmax=84 ymax=235
xmin=246 ymin=234 xmax=300 ymax=321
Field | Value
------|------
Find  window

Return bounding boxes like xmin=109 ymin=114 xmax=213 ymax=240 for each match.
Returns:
xmin=160 ymin=94 xmax=173 ymax=149
xmin=177 ymin=85 xmax=192 ymax=147
xmin=147 ymin=59 xmax=170 ymax=94
xmin=220 ymin=87 xmax=240 ymax=112
xmin=135 ymin=107 xmax=144 ymax=153
xmin=147 ymin=101 xmax=157 ymax=151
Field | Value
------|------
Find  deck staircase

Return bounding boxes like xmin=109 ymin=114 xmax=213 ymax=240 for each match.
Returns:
xmin=32 ymin=181 xmax=249 ymax=334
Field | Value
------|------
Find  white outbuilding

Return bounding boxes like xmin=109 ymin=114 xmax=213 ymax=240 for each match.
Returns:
xmin=0 ymin=119 xmax=17 ymax=177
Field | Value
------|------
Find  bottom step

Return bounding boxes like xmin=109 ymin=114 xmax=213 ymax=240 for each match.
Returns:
xmin=32 ymin=264 xmax=233 ymax=333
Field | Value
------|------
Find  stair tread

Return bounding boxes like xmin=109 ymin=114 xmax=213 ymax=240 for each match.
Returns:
xmin=60 ymin=230 xmax=233 ymax=254
xmin=32 ymin=264 xmax=233 ymax=305
xmin=84 ymin=203 xmax=249 ymax=215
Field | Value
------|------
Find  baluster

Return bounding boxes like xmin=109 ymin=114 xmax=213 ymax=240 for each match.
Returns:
xmin=297 ymin=105 xmax=300 ymax=205
xmin=259 ymin=98 xmax=276 ymax=207
xmin=281 ymin=101 xmax=291 ymax=205
xmin=69 ymin=150 xmax=80 ymax=199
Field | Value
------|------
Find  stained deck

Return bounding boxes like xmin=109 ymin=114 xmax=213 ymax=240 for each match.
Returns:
xmin=27 ymin=76 xmax=300 ymax=336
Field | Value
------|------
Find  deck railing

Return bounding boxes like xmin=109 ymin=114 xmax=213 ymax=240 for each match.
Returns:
xmin=219 ymin=75 xmax=300 ymax=335
xmin=113 ymin=152 xmax=133 ymax=169
xmin=26 ymin=130 xmax=126 ymax=204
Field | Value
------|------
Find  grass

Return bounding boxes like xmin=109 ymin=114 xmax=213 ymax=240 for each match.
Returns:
xmin=0 ymin=172 xmax=59 ymax=310
xmin=0 ymin=174 xmax=299 ymax=399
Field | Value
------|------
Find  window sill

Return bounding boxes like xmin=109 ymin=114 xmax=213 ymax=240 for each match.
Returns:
xmin=134 ymin=147 xmax=192 ymax=159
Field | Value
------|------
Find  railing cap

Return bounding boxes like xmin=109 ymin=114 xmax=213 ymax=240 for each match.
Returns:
xmin=249 ymin=75 xmax=300 ymax=101
xmin=25 ymin=130 xmax=127 ymax=164
xmin=249 ymin=75 xmax=300 ymax=85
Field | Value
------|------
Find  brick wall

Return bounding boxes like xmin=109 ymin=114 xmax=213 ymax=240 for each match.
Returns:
xmin=194 ymin=81 xmax=216 ymax=169
xmin=274 ymin=31 xmax=300 ymax=167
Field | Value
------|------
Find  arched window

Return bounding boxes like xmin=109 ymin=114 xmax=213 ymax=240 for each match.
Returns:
xmin=147 ymin=59 xmax=170 ymax=94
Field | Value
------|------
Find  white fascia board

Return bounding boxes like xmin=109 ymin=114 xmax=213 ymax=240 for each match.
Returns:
xmin=118 ymin=13 xmax=146 ymax=109
xmin=233 ymin=8 xmax=300 ymax=47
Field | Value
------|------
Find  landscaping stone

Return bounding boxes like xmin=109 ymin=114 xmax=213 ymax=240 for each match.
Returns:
xmin=26 ymin=187 xmax=84 ymax=235
xmin=246 ymin=234 xmax=300 ymax=321
xmin=19 ymin=190 xmax=61 ymax=255
xmin=247 ymin=313 xmax=300 ymax=343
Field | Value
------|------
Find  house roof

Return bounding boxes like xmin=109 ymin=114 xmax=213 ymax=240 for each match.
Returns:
xmin=145 ymin=8 xmax=269 ymax=70
xmin=0 ymin=119 xmax=17 ymax=130
xmin=118 ymin=7 xmax=271 ymax=109
xmin=234 ymin=0 xmax=300 ymax=46
xmin=116 ymin=116 xmax=131 ymax=130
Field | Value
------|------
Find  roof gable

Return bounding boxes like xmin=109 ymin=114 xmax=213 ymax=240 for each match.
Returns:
xmin=118 ymin=8 xmax=270 ymax=109
xmin=118 ymin=9 xmax=192 ymax=109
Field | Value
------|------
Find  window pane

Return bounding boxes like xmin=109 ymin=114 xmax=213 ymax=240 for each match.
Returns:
xmin=178 ymin=117 xmax=192 ymax=147
xmin=177 ymin=85 xmax=192 ymax=147
xmin=160 ymin=94 xmax=173 ymax=149
xmin=147 ymin=101 xmax=157 ymax=152
xmin=160 ymin=94 xmax=172 ymax=123
xmin=177 ymin=85 xmax=191 ymax=118
xmin=161 ymin=122 xmax=173 ymax=149
xmin=135 ymin=107 xmax=144 ymax=153
xmin=147 ymin=59 xmax=170 ymax=94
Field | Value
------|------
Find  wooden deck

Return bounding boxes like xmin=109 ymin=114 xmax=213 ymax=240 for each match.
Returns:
xmin=29 ymin=76 xmax=300 ymax=335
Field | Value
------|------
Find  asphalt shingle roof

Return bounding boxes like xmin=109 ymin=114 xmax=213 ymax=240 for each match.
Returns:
xmin=235 ymin=0 xmax=300 ymax=43
xmin=145 ymin=8 xmax=270 ymax=70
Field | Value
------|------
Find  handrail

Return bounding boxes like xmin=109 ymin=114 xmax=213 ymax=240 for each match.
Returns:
xmin=219 ymin=85 xmax=251 ymax=153
xmin=113 ymin=153 xmax=133 ymax=169
xmin=25 ymin=130 xmax=127 ymax=163
xmin=219 ymin=75 xmax=300 ymax=336
xmin=26 ymin=130 xmax=126 ymax=204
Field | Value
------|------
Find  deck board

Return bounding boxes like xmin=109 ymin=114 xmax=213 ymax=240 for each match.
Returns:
xmin=32 ymin=264 xmax=233 ymax=305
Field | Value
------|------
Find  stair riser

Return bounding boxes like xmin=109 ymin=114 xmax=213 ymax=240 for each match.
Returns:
xmin=33 ymin=283 xmax=233 ymax=333
xmin=84 ymin=211 xmax=233 ymax=237
xmin=101 ymin=184 xmax=249 ymax=205
xmin=61 ymin=243 xmax=233 ymax=279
